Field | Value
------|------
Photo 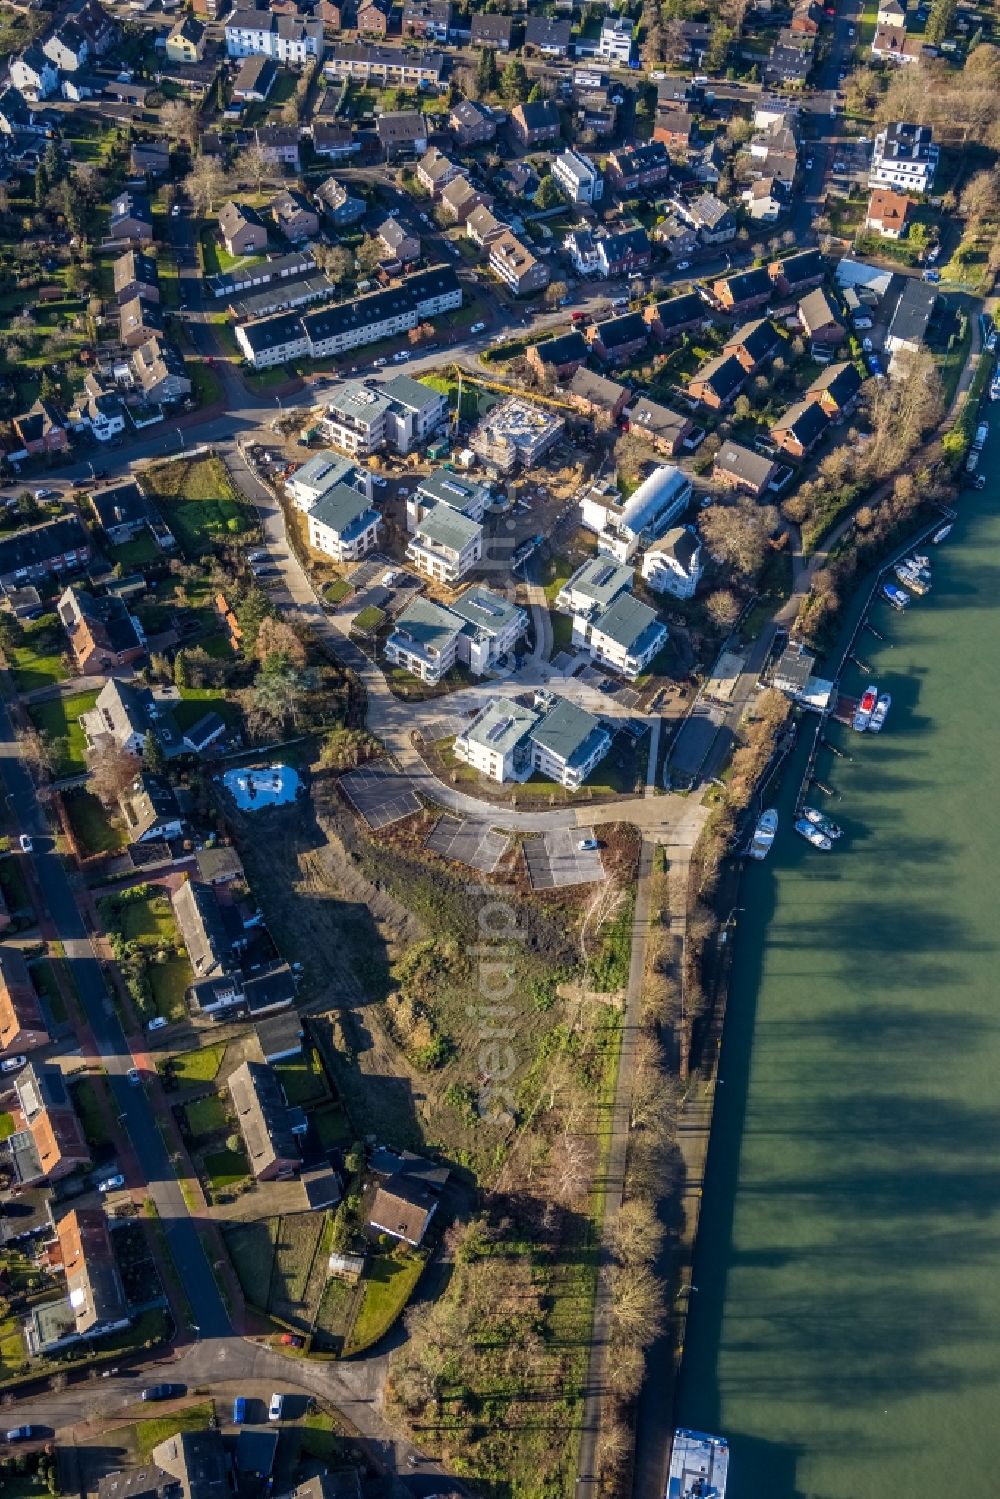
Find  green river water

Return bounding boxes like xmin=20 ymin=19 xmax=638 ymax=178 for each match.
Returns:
xmin=675 ymin=427 xmax=1000 ymax=1498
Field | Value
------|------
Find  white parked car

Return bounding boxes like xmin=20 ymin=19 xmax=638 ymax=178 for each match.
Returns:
xmin=577 ymin=838 xmax=600 ymax=853
xmin=862 ymin=337 xmax=873 ymax=351
xmin=392 ymin=351 xmax=410 ymax=362
xmin=805 ymin=157 xmax=814 ymax=169
xmin=171 ymin=204 xmax=181 ymax=217
xmin=470 ymin=321 xmax=486 ymax=333
xmin=127 ymin=1067 xmax=141 ymax=1086
xmin=832 ymin=160 xmax=846 ymax=171
xmin=98 ymin=1174 xmax=125 ymax=1193
xmin=848 ymin=24 xmax=855 ymax=35
xmin=148 ymin=1016 xmax=168 ymax=1032
xmin=18 ymin=834 xmax=32 ymax=853
xmin=372 ymin=475 xmax=388 ymax=488
xmin=398 ymin=486 xmax=410 ymax=496
xmin=676 ymin=259 xmax=691 ymax=270
xmin=381 ymin=569 xmax=399 ymax=585
xmin=269 ymin=1393 xmax=284 ymax=1422
xmin=0 ymin=1055 xmax=26 ymax=1074
xmin=373 ymin=357 xmax=387 ymax=367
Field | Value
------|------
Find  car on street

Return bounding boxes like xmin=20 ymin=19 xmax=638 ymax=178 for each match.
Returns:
xmin=0 ymin=1055 xmax=26 ymax=1075
xmin=862 ymin=337 xmax=873 ymax=351
xmin=98 ymin=1174 xmax=125 ymax=1193
xmin=127 ymin=1067 xmax=141 ymax=1086
xmin=171 ymin=204 xmax=181 ymax=216
xmin=676 ymin=259 xmax=691 ymax=270
xmin=805 ymin=157 xmax=814 ymax=169
xmin=392 ymin=351 xmax=410 ymax=362
xmin=33 ymin=488 xmax=56 ymax=500
xmin=268 ymin=1394 xmax=284 ymax=1422
xmin=147 ymin=1016 xmax=167 ymax=1032
xmin=577 ymin=838 xmax=600 ymax=852
xmin=6 ymin=1428 xmax=35 ymax=1443
xmin=470 ymin=321 xmax=485 ymax=333
xmin=923 ymin=269 xmax=941 ymax=283
xmin=848 ymin=24 xmax=855 ymax=34
xmin=142 ymin=1385 xmax=183 ymax=1403
xmin=868 ymin=352 xmax=884 ymax=375
xmin=18 ymin=834 xmax=32 ymax=853
xmin=373 ymin=357 xmax=387 ymax=367
xmin=832 ymin=160 xmax=846 ymax=171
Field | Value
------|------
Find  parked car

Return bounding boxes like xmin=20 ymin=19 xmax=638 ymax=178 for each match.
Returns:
xmin=862 ymin=337 xmax=873 ymax=352
xmin=372 ymin=475 xmax=387 ymax=488
xmin=233 ymin=1397 xmax=247 ymax=1425
xmin=381 ymin=569 xmax=399 ymax=585
xmin=373 ymin=357 xmax=387 ymax=367
xmin=142 ymin=1385 xmax=182 ymax=1403
xmin=33 ymin=488 xmax=56 ymax=501
xmin=868 ymin=352 xmax=884 ymax=376
xmin=268 ymin=1393 xmax=284 ymax=1422
xmin=577 ymin=838 xmax=600 ymax=853
xmin=392 ymin=351 xmax=410 ymax=362
xmin=923 ymin=269 xmax=941 ymax=283
xmin=280 ymin=1333 xmax=304 ymax=1348
xmin=5 ymin=1428 xmax=35 ymax=1443
xmin=98 ymin=1174 xmax=125 ymax=1193
xmin=470 ymin=321 xmax=485 ymax=333
xmin=676 ymin=259 xmax=691 ymax=270
xmin=18 ymin=834 xmax=32 ymax=853
xmin=147 ymin=1016 xmax=167 ymax=1032
xmin=127 ymin=1067 xmax=141 ymax=1086
xmin=805 ymin=158 xmax=814 ymax=169
xmin=0 ymin=1055 xmax=26 ymax=1075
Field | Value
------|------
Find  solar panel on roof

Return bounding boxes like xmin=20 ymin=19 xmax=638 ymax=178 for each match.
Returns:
xmin=592 ymin=563 xmax=617 ymax=588
xmin=487 ymin=717 xmax=513 ymax=743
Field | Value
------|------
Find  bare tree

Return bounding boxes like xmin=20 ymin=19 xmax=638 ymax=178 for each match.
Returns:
xmin=255 ymin=616 xmax=307 ymax=669
xmin=86 ymin=742 xmax=140 ymax=806
xmin=186 ymin=154 xmax=227 ymax=216
xmin=161 ymin=101 xmax=198 ymax=152
xmin=18 ymin=724 xmax=54 ymax=784
xmin=610 ymin=1263 xmax=666 ymax=1342
xmin=613 ymin=1196 xmax=666 ymax=1268
xmin=705 ymin=587 xmax=742 ymax=629
xmin=235 ymin=143 xmax=272 ymax=195
xmin=699 ymin=498 xmax=778 ymax=577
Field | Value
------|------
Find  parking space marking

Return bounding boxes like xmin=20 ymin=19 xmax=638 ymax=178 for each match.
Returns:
xmin=340 ymin=761 xmax=421 ymax=829
xmin=425 ymin=816 xmax=510 ymax=873
xmin=526 ymin=827 xmax=604 ymax=889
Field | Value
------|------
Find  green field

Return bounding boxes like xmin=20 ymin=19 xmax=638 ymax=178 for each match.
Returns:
xmin=63 ymin=787 xmax=126 ymax=857
xmin=28 ymin=690 xmax=100 ymax=776
xmin=166 ymin=1044 xmax=225 ymax=1086
xmin=202 ymin=1147 xmax=249 ymax=1191
xmin=141 ymin=455 xmax=255 ymax=556
xmin=184 ymin=1094 xmax=227 ymax=1141
xmin=8 ymin=615 xmax=69 ymax=694
xmin=677 ymin=442 xmax=1000 ymax=1498
xmin=345 ymin=1251 xmax=426 ymax=1354
xmin=275 ymin=1050 xmax=329 ymax=1106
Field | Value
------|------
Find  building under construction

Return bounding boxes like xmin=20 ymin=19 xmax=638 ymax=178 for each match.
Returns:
xmin=469 ymin=395 xmax=565 ymax=475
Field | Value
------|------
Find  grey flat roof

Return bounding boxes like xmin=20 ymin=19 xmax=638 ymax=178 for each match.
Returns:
xmin=461 ymin=696 xmax=539 ymax=754
xmin=417 ymin=468 xmax=484 ymax=510
xmin=449 ymin=584 xmax=523 ymax=636
xmin=562 ymin=556 xmax=634 ymax=610
xmin=390 ymin=596 xmax=462 ymax=655
xmin=592 ymin=592 xmax=666 ymax=653
xmin=414 ymin=503 xmax=481 ymax=551
xmin=309 ymin=482 xmax=378 ymax=537
xmin=531 ymin=697 xmax=608 ymax=767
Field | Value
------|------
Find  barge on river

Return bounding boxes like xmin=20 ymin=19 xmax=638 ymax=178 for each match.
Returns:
xmin=667 ymin=1429 xmax=729 ymax=1499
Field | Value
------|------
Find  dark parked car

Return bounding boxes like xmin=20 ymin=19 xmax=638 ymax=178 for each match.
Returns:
xmin=6 ymin=1427 xmax=36 ymax=1442
xmin=141 ymin=1384 xmax=183 ymax=1403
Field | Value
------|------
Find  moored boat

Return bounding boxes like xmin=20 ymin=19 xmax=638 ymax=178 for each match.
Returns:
xmin=794 ymin=817 xmax=832 ymax=851
xmin=853 ymin=684 xmax=878 ymax=731
xmin=895 ymin=565 xmax=930 ymax=596
xmin=932 ymin=524 xmax=952 ymax=544
xmin=991 ymin=369 xmax=1000 ymax=402
xmin=802 ymin=806 xmax=843 ymax=838
xmin=869 ymin=693 xmax=891 ymax=733
xmin=908 ymin=554 xmax=931 ymax=573
xmin=749 ymin=808 xmax=779 ymax=860
xmin=882 ymin=582 xmax=910 ymax=610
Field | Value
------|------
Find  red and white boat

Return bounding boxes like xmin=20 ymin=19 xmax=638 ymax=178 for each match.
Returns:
xmin=852 ymin=685 xmax=878 ymax=732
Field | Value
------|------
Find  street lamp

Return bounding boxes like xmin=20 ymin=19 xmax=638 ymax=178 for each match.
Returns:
xmin=176 ymin=427 xmax=184 ymax=452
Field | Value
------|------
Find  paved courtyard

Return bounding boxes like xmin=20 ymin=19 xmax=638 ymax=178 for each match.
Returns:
xmin=525 ymin=827 xmax=605 ymax=888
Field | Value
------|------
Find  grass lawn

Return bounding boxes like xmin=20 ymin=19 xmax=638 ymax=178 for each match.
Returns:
xmin=298 ymin=1411 xmax=348 ymax=1464
xmin=8 ymin=615 xmax=69 ymax=694
xmin=133 ymin=1402 xmax=215 ymax=1461
xmin=69 ymin=1077 xmax=107 ymax=1149
xmin=550 ymin=610 xmax=573 ymax=653
xmin=121 ymin=891 xmax=177 ymax=946
xmin=28 ymin=690 xmax=99 ymax=776
xmin=224 ymin=1219 xmax=278 ymax=1310
xmin=352 ymin=605 xmax=385 ymax=634
xmin=0 ymin=1113 xmax=14 ymax=1140
xmin=0 ymin=1315 xmax=25 ymax=1375
xmin=141 ymin=455 xmax=255 ymax=557
xmin=276 ymin=1050 xmax=330 ymax=1107
xmin=173 ymin=689 xmax=242 ymax=732
xmin=63 ymin=787 xmax=126 ymax=857
xmin=166 ymin=1043 xmax=224 ymax=1086
xmin=29 ymin=958 xmax=68 ymax=1025
xmin=190 ymin=361 xmax=222 ymax=409
xmin=185 ymin=1094 xmax=227 ymax=1140
xmin=324 ymin=577 xmax=352 ymax=604
xmin=149 ymin=953 xmax=193 ymax=1023
xmin=0 ymin=856 xmax=30 ymax=917
xmin=108 ymin=532 xmax=163 ymax=569
xmin=312 ymin=1101 xmax=350 ymax=1148
xmin=202 ymin=1146 xmax=249 ymax=1191
xmin=345 ymin=1251 xmax=426 ymax=1354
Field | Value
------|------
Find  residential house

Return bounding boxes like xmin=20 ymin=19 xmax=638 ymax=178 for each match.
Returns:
xmin=587 ymin=312 xmax=648 ymax=366
xmin=314 ymin=175 xmax=366 ymax=225
xmin=118 ymin=773 xmax=184 ymax=845
xmin=567 ymin=368 xmax=629 ymax=423
xmin=75 ymin=381 xmax=127 ymax=445
xmin=11 ymin=48 xmax=59 ymax=101
xmin=51 ymin=1209 xmax=128 ymax=1343
xmin=224 ymin=10 xmax=324 ymax=60
xmin=552 ymin=148 xmax=603 ymax=206
xmin=311 ymin=121 xmax=359 ymax=159
xmin=877 ymin=0 xmax=906 ymax=22
xmin=57 ymin=586 xmax=145 ymax=674
xmin=255 ymin=124 xmax=301 ymax=169
xmin=355 ymin=0 xmax=391 ymax=34
xmin=724 ymin=318 xmax=782 ymax=373
xmin=790 ymin=0 xmax=822 ymax=34
xmin=510 ymin=100 xmax=561 ymax=147
xmin=368 ymin=1180 xmax=437 ymax=1246
xmin=287 ymin=450 xmax=364 ymax=511
xmin=376 ymin=110 xmax=427 ymax=159
xmin=641 ymin=527 xmax=703 ymax=599
xmin=885 ymin=278 xmax=936 ymax=357
xmin=271 ymin=189 xmax=319 ymax=243
xmin=625 ymin=397 xmax=693 ymax=456
xmin=150 ymin=1432 xmax=229 ymax=1499
xmin=415 ymin=146 xmax=461 ymax=197
xmin=119 ymin=297 xmax=164 ymax=348
xmin=385 ymin=596 xmax=462 ymax=683
xmin=688 ymin=192 xmax=737 ymax=244
xmin=869 ymin=122 xmax=938 ymax=193
xmin=232 ymin=53 xmax=278 ymax=100
xmin=0 ymin=948 xmax=49 ymax=1057
xmin=80 ymin=678 xmax=156 ymax=757
xmin=644 ymin=292 xmax=705 ymax=342
xmin=489 ymin=231 xmax=549 ymax=297
xmin=172 ymin=879 xmax=241 ymax=982
xmin=563 ymin=228 xmax=601 ymax=277
xmin=11 ymin=399 xmax=69 ymax=459
xmin=449 ymin=98 xmax=495 ymax=147
xmin=43 ymin=22 xmax=89 ymax=72
xmin=75 ymin=0 xmax=118 ymax=55
xmin=743 ymin=178 xmax=784 ymax=222
xmin=407 ymin=504 xmax=483 ymax=583
xmin=0 ymin=86 xmax=36 ymax=136
xmin=713 ymin=441 xmax=778 ymax=496
xmin=523 ymin=16 xmax=571 ymax=55
xmin=229 ymin=1060 xmax=300 ymax=1180
xmin=469 ymin=13 xmax=513 ymax=50
xmin=377 ymin=216 xmax=420 ymax=265
xmin=574 ymin=592 xmax=667 ymax=680
xmin=712 ymin=266 xmax=772 ymax=314
xmin=606 ymin=141 xmax=672 ymax=195
xmin=13 ymin=1063 xmax=90 ymax=1184
xmin=219 ymin=202 xmax=268 ymax=258
xmin=688 ymin=352 xmax=747 ymax=409
xmin=798 ymin=287 xmax=845 ymax=346
xmin=771 ymin=398 xmax=831 ymax=458
xmin=132 ymin=339 xmax=191 ymax=405
xmin=322 ymin=43 xmax=444 ymax=87
xmin=109 ymin=192 xmax=153 ymax=244
xmin=871 ymin=25 xmax=925 ymax=62
xmin=579 ymin=464 xmax=693 ymax=563
xmin=466 ymin=206 xmax=508 ymax=249
xmin=0 ymin=516 xmax=88 ymax=588
xmin=113 ymin=251 xmax=160 ymax=307
xmin=764 ymin=39 xmax=813 ymax=88
xmin=865 ymin=188 xmax=913 ymax=238
xmin=595 ymin=228 xmax=650 ymax=279
xmin=805 ymin=360 xmax=864 ymax=417
xmin=529 ymin=698 xmax=611 ymax=790
xmin=454 ymin=696 xmax=540 ymax=784
xmin=401 ymin=0 xmax=451 ymax=41
xmin=307 ymin=484 xmax=382 ymax=562
xmin=654 ymin=109 xmax=695 ymax=154
xmin=439 ymin=174 xmax=490 ymax=224
xmin=165 ymin=14 xmax=206 ymax=61
xmin=596 ymin=14 xmax=634 ymax=64
xmin=768 ymin=247 xmax=824 ymax=295
xmin=527 ymin=330 xmax=588 ymax=383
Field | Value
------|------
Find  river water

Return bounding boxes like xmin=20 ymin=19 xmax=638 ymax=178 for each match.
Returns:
xmin=675 ymin=424 xmax=1000 ymax=1498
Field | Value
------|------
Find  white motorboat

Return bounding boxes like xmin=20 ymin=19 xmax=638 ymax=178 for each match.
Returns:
xmin=749 ymin=808 xmax=778 ymax=860
xmin=794 ymin=817 xmax=832 ymax=851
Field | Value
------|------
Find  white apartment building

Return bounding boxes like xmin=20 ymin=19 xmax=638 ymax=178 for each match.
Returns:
xmin=384 ymin=597 xmax=461 ymax=684
xmin=552 ymin=148 xmax=603 ymax=207
xmin=529 ymin=698 xmax=612 ymax=790
xmin=306 ymin=483 xmax=381 ymax=562
xmin=321 ymin=383 xmax=391 ymax=457
xmin=407 ymin=468 xmax=489 ymax=532
xmin=641 ymin=526 xmax=703 ymax=599
xmin=555 ymin=555 xmax=633 ymax=620
xmin=454 ymin=696 xmax=540 ymax=783
xmin=580 ymin=465 xmax=693 ymax=564
xmin=869 ymin=122 xmax=938 ymax=194
xmin=225 ymin=9 xmax=323 ymax=60
xmin=572 ymin=593 xmax=668 ymax=680
xmin=449 ymin=584 xmax=528 ymax=674
xmin=286 ymin=451 xmax=370 ymax=512
xmin=597 ymin=15 xmax=634 ymax=64
xmin=407 ymin=505 xmax=483 ymax=584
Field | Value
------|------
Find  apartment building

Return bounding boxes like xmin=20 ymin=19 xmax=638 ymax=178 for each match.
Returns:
xmin=580 ymin=464 xmax=693 ymax=564
xmin=407 ymin=505 xmax=483 ymax=583
xmin=489 ymin=231 xmax=550 ymax=297
xmin=574 ymin=592 xmax=668 ymax=679
xmin=869 ymin=122 xmax=938 ymax=193
xmin=469 ymin=396 xmax=564 ymax=474
xmin=641 ymin=527 xmax=703 ymax=599
xmin=529 ymin=698 xmax=611 ymax=790
xmin=448 ymin=584 xmax=528 ymax=674
xmin=552 ymin=148 xmax=603 ymax=206
xmin=555 ymin=555 xmax=633 ymax=619
xmin=454 ymin=696 xmax=540 ymax=784
xmin=225 ymin=9 xmax=323 ymax=60
xmin=321 ymin=375 xmax=446 ymax=456
xmin=407 ymin=468 xmax=489 ymax=531
xmin=307 ymin=484 xmax=382 ymax=563
xmin=385 ymin=596 xmax=462 ymax=683
xmin=322 ymin=43 xmax=444 ymax=87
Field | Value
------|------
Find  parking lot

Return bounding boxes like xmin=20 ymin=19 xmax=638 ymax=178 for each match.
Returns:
xmin=340 ymin=761 xmax=422 ymax=829
xmin=348 ymin=564 xmax=423 ymax=626
xmin=524 ymin=828 xmax=605 ymax=889
xmin=425 ymin=816 xmax=510 ymax=873
xmin=421 ymin=704 xmax=477 ymax=744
